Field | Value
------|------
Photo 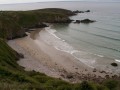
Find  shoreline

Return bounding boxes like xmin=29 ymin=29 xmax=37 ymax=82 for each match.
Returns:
xmin=8 ymin=28 xmax=120 ymax=83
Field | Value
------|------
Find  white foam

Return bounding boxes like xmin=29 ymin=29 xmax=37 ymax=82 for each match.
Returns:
xmin=54 ymin=46 xmax=71 ymax=53
xmin=73 ymin=55 xmax=95 ymax=68
xmin=70 ymin=50 xmax=79 ymax=54
xmin=94 ymin=54 xmax=104 ymax=57
xmin=115 ymin=59 xmax=120 ymax=62
xmin=39 ymin=27 xmax=97 ymax=68
xmin=71 ymin=51 xmax=96 ymax=68
xmin=45 ymin=27 xmax=61 ymax=40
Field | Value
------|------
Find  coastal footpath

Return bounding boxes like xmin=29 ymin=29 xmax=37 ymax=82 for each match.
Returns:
xmin=0 ymin=8 xmax=120 ymax=90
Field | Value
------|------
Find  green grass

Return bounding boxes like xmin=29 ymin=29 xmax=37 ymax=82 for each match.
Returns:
xmin=0 ymin=39 xmax=75 ymax=90
xmin=0 ymin=8 xmax=73 ymax=39
xmin=0 ymin=39 xmax=120 ymax=90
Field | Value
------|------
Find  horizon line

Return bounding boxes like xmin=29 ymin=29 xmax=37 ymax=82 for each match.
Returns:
xmin=0 ymin=0 xmax=120 ymax=5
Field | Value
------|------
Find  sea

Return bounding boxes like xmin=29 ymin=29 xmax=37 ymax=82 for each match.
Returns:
xmin=1 ymin=1 xmax=120 ymax=73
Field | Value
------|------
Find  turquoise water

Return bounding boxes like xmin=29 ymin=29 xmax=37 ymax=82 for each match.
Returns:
xmin=52 ymin=2 xmax=120 ymax=59
xmin=1 ymin=1 xmax=120 ymax=73
xmin=50 ymin=2 xmax=120 ymax=72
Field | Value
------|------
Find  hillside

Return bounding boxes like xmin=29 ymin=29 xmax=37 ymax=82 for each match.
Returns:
xmin=0 ymin=39 xmax=120 ymax=90
xmin=0 ymin=8 xmax=74 ymax=40
xmin=0 ymin=38 xmax=76 ymax=90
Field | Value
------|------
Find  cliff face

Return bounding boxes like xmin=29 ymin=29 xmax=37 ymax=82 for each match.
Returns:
xmin=0 ymin=13 xmax=25 ymax=39
xmin=0 ymin=8 xmax=74 ymax=40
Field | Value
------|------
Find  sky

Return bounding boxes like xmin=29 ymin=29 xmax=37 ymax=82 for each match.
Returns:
xmin=0 ymin=0 xmax=120 ymax=4
xmin=0 ymin=0 xmax=70 ymax=4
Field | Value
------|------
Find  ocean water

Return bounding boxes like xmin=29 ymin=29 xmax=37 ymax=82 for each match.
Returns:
xmin=1 ymin=1 xmax=120 ymax=73
xmin=50 ymin=2 xmax=120 ymax=73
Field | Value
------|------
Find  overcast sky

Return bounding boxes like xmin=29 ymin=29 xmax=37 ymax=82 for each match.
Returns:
xmin=0 ymin=0 xmax=120 ymax=4
xmin=0 ymin=0 xmax=70 ymax=4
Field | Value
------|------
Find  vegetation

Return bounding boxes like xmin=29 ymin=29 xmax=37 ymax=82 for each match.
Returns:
xmin=0 ymin=38 xmax=120 ymax=90
xmin=0 ymin=8 xmax=120 ymax=90
xmin=0 ymin=8 xmax=73 ymax=39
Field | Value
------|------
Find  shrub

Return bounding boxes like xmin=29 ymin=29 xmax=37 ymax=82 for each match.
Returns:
xmin=57 ymin=85 xmax=73 ymax=90
xmin=104 ymin=80 xmax=118 ymax=90
xmin=96 ymin=84 xmax=109 ymax=90
xmin=79 ymin=81 xmax=96 ymax=90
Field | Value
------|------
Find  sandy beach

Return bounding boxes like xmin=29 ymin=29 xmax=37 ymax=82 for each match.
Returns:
xmin=8 ymin=28 xmax=119 ymax=83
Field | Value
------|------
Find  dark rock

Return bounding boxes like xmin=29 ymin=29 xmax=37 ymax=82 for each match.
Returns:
xmin=93 ymin=69 xmax=97 ymax=72
xmin=73 ymin=10 xmax=90 ymax=14
xmin=18 ymin=53 xmax=24 ymax=58
xmin=73 ymin=10 xmax=81 ymax=13
xmin=60 ymin=74 xmax=65 ymax=78
xmin=112 ymin=75 xmax=118 ymax=79
xmin=79 ymin=11 xmax=84 ymax=13
xmin=73 ymin=10 xmax=84 ymax=13
xmin=80 ymin=19 xmax=96 ymax=24
xmin=35 ymin=23 xmax=48 ymax=28
xmin=111 ymin=63 xmax=118 ymax=67
xmin=85 ymin=10 xmax=90 ymax=12
xmin=105 ymin=75 xmax=110 ymax=79
xmin=74 ymin=19 xmax=96 ymax=24
xmin=7 ymin=33 xmax=27 ymax=40
xmin=100 ymin=71 xmax=106 ymax=73
xmin=53 ymin=19 xmax=74 ymax=23
xmin=74 ymin=20 xmax=81 ymax=23
xmin=66 ymin=74 xmax=73 ymax=79
xmin=75 ymin=68 xmax=78 ymax=69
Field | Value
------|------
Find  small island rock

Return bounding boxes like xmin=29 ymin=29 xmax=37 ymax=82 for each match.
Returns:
xmin=80 ymin=19 xmax=96 ymax=23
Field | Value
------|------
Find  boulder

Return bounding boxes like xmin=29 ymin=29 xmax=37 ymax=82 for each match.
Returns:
xmin=85 ymin=10 xmax=90 ymax=12
xmin=111 ymin=63 xmax=118 ymax=67
xmin=66 ymin=74 xmax=73 ymax=79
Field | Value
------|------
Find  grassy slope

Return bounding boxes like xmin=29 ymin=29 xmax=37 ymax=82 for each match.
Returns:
xmin=0 ymin=41 xmax=119 ymax=90
xmin=0 ymin=8 xmax=73 ymax=39
xmin=0 ymin=39 xmax=75 ymax=90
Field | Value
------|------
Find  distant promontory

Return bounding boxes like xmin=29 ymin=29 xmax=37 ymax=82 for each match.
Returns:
xmin=0 ymin=8 xmax=75 ymax=40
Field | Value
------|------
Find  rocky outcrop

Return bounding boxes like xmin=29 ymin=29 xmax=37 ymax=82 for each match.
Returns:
xmin=34 ymin=23 xmax=48 ymax=28
xmin=85 ymin=10 xmax=90 ymax=12
xmin=74 ymin=20 xmax=81 ymax=23
xmin=73 ymin=10 xmax=84 ymax=13
xmin=73 ymin=10 xmax=90 ymax=14
xmin=53 ymin=18 xmax=74 ymax=23
xmin=27 ymin=23 xmax=48 ymax=29
xmin=74 ymin=19 xmax=96 ymax=24
xmin=80 ymin=19 xmax=96 ymax=23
